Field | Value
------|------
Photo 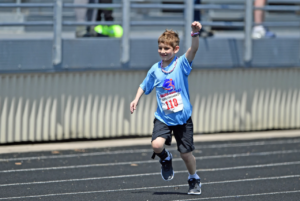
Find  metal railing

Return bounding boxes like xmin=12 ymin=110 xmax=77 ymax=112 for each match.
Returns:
xmin=0 ymin=0 xmax=300 ymax=67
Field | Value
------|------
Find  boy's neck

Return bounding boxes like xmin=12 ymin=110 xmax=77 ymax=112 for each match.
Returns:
xmin=161 ymin=56 xmax=176 ymax=68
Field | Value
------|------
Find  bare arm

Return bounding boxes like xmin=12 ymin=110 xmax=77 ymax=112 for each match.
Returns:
xmin=186 ymin=21 xmax=202 ymax=63
xmin=130 ymin=87 xmax=144 ymax=114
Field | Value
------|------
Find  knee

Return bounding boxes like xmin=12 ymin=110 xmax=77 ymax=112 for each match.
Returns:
xmin=151 ymin=140 xmax=164 ymax=152
xmin=180 ymin=152 xmax=194 ymax=161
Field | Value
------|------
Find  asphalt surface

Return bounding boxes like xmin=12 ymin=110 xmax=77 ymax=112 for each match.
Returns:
xmin=0 ymin=137 xmax=300 ymax=201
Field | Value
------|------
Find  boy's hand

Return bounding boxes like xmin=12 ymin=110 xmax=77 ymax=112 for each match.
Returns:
xmin=186 ymin=21 xmax=202 ymax=63
xmin=130 ymin=99 xmax=138 ymax=114
xmin=191 ymin=21 xmax=202 ymax=33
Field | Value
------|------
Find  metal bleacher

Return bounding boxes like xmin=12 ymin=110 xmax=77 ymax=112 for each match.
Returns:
xmin=0 ymin=0 xmax=75 ymax=33
xmin=1 ymin=0 xmax=299 ymax=36
xmin=204 ymin=0 xmax=300 ymax=34
xmin=0 ymin=0 xmax=299 ymax=70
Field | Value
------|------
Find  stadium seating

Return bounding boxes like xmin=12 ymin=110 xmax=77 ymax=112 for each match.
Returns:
xmin=0 ymin=0 xmax=299 ymax=35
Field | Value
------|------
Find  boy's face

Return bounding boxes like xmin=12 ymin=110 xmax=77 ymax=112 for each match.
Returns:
xmin=158 ymin=43 xmax=179 ymax=62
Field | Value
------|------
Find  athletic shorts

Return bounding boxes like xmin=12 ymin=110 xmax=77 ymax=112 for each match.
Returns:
xmin=151 ymin=117 xmax=195 ymax=153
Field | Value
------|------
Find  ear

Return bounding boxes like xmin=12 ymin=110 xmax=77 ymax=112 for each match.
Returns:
xmin=174 ymin=46 xmax=180 ymax=54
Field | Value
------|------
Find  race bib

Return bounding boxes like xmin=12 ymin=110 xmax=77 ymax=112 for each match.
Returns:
xmin=160 ymin=92 xmax=184 ymax=115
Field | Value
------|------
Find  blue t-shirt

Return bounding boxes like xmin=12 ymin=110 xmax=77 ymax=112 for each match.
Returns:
xmin=140 ymin=54 xmax=193 ymax=126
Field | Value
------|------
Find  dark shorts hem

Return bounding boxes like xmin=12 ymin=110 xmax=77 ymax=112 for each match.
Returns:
xmin=177 ymin=146 xmax=195 ymax=154
xmin=151 ymin=133 xmax=172 ymax=146
xmin=151 ymin=117 xmax=194 ymax=153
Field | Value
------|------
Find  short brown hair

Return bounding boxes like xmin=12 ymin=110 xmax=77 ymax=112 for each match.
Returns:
xmin=158 ymin=29 xmax=180 ymax=48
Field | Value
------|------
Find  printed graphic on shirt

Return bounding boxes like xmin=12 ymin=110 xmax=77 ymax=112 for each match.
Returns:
xmin=162 ymin=79 xmax=176 ymax=91
xmin=159 ymin=78 xmax=184 ymax=115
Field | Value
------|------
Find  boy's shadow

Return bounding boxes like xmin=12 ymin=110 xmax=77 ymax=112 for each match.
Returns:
xmin=131 ymin=191 xmax=186 ymax=195
xmin=153 ymin=192 xmax=187 ymax=195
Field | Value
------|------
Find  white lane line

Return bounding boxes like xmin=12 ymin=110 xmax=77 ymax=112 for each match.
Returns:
xmin=0 ymin=149 xmax=152 ymax=162
xmin=172 ymin=190 xmax=300 ymax=201
xmin=1 ymin=138 xmax=300 ymax=162
xmin=0 ymin=175 xmax=299 ymax=200
xmin=203 ymin=174 xmax=300 ymax=185
xmin=1 ymin=161 xmax=300 ymax=187
xmin=1 ymin=149 xmax=299 ymax=173
xmin=200 ymin=138 xmax=300 ymax=149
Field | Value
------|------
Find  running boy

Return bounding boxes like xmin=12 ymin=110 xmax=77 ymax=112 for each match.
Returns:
xmin=130 ymin=21 xmax=202 ymax=195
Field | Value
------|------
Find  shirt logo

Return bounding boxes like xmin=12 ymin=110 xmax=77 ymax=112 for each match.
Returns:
xmin=162 ymin=79 xmax=175 ymax=91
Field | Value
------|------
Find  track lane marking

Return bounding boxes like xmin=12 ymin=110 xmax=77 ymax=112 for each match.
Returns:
xmin=172 ymin=190 xmax=300 ymax=201
xmin=1 ymin=149 xmax=299 ymax=173
xmin=0 ymin=175 xmax=299 ymax=200
xmin=0 ymin=149 xmax=152 ymax=162
xmin=0 ymin=161 xmax=300 ymax=187
xmin=1 ymin=138 xmax=300 ymax=162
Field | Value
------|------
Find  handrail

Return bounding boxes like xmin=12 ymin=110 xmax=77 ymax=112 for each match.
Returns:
xmin=130 ymin=21 xmax=245 ymax=27
xmin=0 ymin=22 xmax=53 ymax=26
xmin=130 ymin=4 xmax=185 ymax=9
xmin=256 ymin=22 xmax=300 ymax=26
xmin=195 ymin=5 xmax=300 ymax=11
xmin=130 ymin=21 xmax=186 ymax=26
xmin=2 ymin=3 xmax=299 ymax=11
xmin=130 ymin=4 xmax=300 ymax=11
xmin=269 ymin=0 xmax=300 ymax=3
xmin=63 ymin=21 xmax=121 ymax=26
xmin=194 ymin=4 xmax=245 ymax=10
xmin=0 ymin=1 xmax=299 ymax=67
xmin=3 ymin=21 xmax=294 ymax=28
xmin=255 ymin=5 xmax=300 ymax=11
xmin=0 ymin=3 xmax=53 ymax=8
xmin=63 ymin=3 xmax=122 ymax=9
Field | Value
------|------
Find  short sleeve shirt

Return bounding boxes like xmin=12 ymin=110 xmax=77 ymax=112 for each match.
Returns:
xmin=140 ymin=54 xmax=193 ymax=126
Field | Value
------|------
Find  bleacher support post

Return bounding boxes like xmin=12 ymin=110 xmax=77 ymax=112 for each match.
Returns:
xmin=16 ymin=0 xmax=21 ymax=15
xmin=53 ymin=0 xmax=62 ymax=66
xmin=185 ymin=0 xmax=193 ymax=52
xmin=121 ymin=0 xmax=130 ymax=65
xmin=244 ymin=0 xmax=253 ymax=66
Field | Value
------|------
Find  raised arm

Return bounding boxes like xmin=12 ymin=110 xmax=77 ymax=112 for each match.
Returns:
xmin=185 ymin=21 xmax=202 ymax=63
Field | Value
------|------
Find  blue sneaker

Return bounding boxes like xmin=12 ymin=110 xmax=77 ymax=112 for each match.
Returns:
xmin=188 ymin=178 xmax=201 ymax=195
xmin=265 ymin=27 xmax=276 ymax=38
xmin=159 ymin=152 xmax=174 ymax=181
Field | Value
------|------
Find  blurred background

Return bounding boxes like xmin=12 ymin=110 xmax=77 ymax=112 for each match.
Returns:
xmin=0 ymin=0 xmax=300 ymax=144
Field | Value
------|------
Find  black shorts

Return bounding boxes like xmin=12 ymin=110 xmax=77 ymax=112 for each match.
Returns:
xmin=151 ymin=117 xmax=195 ymax=153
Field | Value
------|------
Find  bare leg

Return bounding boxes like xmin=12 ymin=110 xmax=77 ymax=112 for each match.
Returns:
xmin=74 ymin=0 xmax=88 ymax=22
xmin=252 ymin=0 xmax=273 ymax=39
xmin=181 ymin=152 xmax=196 ymax=175
xmin=74 ymin=0 xmax=88 ymax=37
xmin=151 ymin=137 xmax=166 ymax=153
xmin=254 ymin=0 xmax=266 ymax=24
xmin=183 ymin=151 xmax=201 ymax=195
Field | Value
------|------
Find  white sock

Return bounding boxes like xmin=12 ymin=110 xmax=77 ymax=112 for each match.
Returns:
xmin=253 ymin=25 xmax=265 ymax=32
xmin=188 ymin=172 xmax=200 ymax=180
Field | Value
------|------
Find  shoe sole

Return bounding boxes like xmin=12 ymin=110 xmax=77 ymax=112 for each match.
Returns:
xmin=161 ymin=170 xmax=174 ymax=181
xmin=188 ymin=183 xmax=201 ymax=194
xmin=187 ymin=191 xmax=201 ymax=195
